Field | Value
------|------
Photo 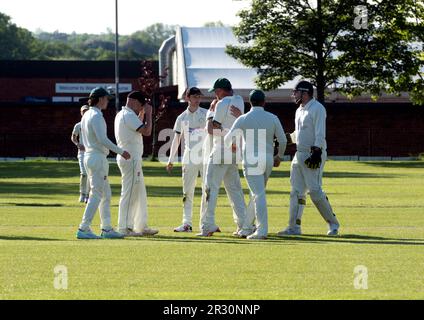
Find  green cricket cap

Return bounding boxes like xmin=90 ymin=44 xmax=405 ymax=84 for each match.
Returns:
xmin=208 ymin=78 xmax=232 ymax=92
xmin=89 ymin=87 xmax=113 ymax=99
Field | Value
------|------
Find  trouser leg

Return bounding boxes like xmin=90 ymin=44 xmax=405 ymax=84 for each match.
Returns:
xmin=199 ymin=162 xmax=226 ymax=232
xmin=288 ymin=153 xmax=307 ymax=228
xmin=223 ymin=164 xmax=246 ymax=230
xmin=301 ymin=152 xmax=339 ymax=225
xmin=182 ymin=163 xmax=200 ymax=226
xmin=244 ymin=172 xmax=268 ymax=237
xmin=78 ymin=152 xmax=89 ymax=196
xmin=79 ymin=154 xmax=107 ymax=230
xmin=133 ymin=161 xmax=149 ymax=232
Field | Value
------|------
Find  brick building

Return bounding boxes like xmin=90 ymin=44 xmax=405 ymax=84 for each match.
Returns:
xmin=0 ymin=60 xmax=423 ymax=158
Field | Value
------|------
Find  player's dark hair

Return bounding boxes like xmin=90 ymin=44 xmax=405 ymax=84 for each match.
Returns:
xmin=88 ymin=97 xmax=100 ymax=106
xmin=250 ymin=99 xmax=265 ymax=106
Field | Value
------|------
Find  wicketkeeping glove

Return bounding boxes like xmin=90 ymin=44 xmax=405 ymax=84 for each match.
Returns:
xmin=304 ymin=146 xmax=322 ymax=169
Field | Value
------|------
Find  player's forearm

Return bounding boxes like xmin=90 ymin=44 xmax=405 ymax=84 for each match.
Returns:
xmin=139 ymin=113 xmax=152 ymax=136
xmin=99 ymin=136 xmax=124 ymax=155
xmin=71 ymin=135 xmax=79 ymax=146
xmin=276 ymin=131 xmax=287 ymax=159
xmin=168 ymin=134 xmax=181 ymax=163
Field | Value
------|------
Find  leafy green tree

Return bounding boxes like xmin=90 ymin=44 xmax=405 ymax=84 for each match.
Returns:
xmin=227 ymin=0 xmax=424 ymax=104
xmin=0 ymin=12 xmax=37 ymax=59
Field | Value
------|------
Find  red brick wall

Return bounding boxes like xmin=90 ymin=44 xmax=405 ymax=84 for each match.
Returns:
xmin=0 ymin=102 xmax=423 ymax=158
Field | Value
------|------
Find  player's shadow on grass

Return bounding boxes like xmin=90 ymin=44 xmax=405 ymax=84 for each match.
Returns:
xmin=128 ymin=234 xmax=296 ymax=246
xmin=268 ymin=234 xmax=424 ymax=246
xmin=4 ymin=203 xmax=64 ymax=207
xmin=0 ymin=235 xmax=62 ymax=241
xmin=359 ymin=161 xmax=424 ymax=169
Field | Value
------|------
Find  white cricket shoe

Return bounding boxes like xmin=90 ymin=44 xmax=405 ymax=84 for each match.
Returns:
xmin=327 ymin=223 xmax=340 ymax=236
xmin=277 ymin=226 xmax=301 ymax=236
xmin=246 ymin=232 xmax=267 ymax=240
xmin=174 ymin=224 xmax=192 ymax=232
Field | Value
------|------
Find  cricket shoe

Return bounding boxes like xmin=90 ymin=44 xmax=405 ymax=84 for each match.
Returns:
xmin=327 ymin=223 xmax=340 ymax=236
xmin=276 ymin=226 xmax=301 ymax=236
xmin=236 ymin=227 xmax=256 ymax=238
xmin=174 ymin=224 xmax=193 ymax=232
xmin=196 ymin=227 xmax=221 ymax=237
xmin=76 ymin=228 xmax=101 ymax=239
xmin=140 ymin=227 xmax=159 ymax=236
xmin=119 ymin=228 xmax=143 ymax=237
xmin=246 ymin=232 xmax=267 ymax=240
xmin=101 ymin=228 xmax=125 ymax=239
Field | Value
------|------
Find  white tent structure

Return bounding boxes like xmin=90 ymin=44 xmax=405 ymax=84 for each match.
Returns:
xmin=159 ymin=26 xmax=297 ymax=102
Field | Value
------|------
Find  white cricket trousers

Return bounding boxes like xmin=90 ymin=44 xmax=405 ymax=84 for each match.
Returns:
xmin=289 ymin=150 xmax=338 ymax=227
xmin=181 ymin=162 xmax=203 ymax=226
xmin=117 ymin=158 xmax=148 ymax=232
xmin=77 ymin=151 xmax=89 ymax=195
xmin=243 ymin=159 xmax=273 ymax=237
xmin=200 ymin=163 xmax=246 ymax=232
xmin=79 ymin=153 xmax=112 ymax=231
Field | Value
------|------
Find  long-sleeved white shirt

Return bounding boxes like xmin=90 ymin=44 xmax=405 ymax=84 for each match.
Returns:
xmin=294 ymin=98 xmax=327 ymax=152
xmin=81 ymin=106 xmax=124 ymax=156
xmin=224 ymin=106 xmax=287 ymax=168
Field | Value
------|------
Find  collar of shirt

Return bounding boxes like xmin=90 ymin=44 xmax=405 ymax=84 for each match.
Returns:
xmin=122 ymin=106 xmax=137 ymax=115
xmin=301 ymin=98 xmax=315 ymax=110
xmin=187 ymin=106 xmax=200 ymax=114
xmin=251 ymin=106 xmax=264 ymax=111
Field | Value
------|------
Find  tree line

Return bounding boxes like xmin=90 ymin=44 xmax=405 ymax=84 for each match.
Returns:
xmin=0 ymin=11 xmax=176 ymax=60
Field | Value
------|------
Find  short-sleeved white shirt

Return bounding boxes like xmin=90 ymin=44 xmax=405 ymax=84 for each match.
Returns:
xmin=114 ymin=106 xmax=144 ymax=159
xmin=72 ymin=122 xmax=84 ymax=154
xmin=72 ymin=122 xmax=82 ymax=143
xmin=210 ymin=95 xmax=244 ymax=161
xmin=173 ymin=107 xmax=207 ymax=152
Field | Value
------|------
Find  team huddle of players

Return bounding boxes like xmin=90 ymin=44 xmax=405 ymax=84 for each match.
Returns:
xmin=71 ymin=78 xmax=340 ymax=240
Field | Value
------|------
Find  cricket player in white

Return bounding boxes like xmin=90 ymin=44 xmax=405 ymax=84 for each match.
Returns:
xmin=71 ymin=105 xmax=90 ymax=203
xmin=225 ymin=90 xmax=287 ymax=239
xmin=197 ymin=78 xmax=249 ymax=237
xmin=115 ymin=91 xmax=158 ymax=237
xmin=77 ymin=87 xmax=130 ymax=240
xmin=277 ymin=81 xmax=340 ymax=236
xmin=167 ymin=87 xmax=207 ymax=232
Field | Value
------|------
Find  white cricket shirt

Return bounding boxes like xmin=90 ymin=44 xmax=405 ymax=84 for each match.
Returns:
xmin=210 ymin=95 xmax=244 ymax=161
xmin=81 ymin=106 xmax=124 ymax=156
xmin=294 ymin=98 xmax=327 ymax=152
xmin=225 ymin=106 xmax=287 ymax=167
xmin=72 ymin=122 xmax=84 ymax=155
xmin=114 ymin=106 xmax=144 ymax=160
xmin=173 ymin=107 xmax=207 ymax=153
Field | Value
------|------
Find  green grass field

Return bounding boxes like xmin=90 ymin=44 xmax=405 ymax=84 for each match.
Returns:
xmin=0 ymin=160 xmax=423 ymax=300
